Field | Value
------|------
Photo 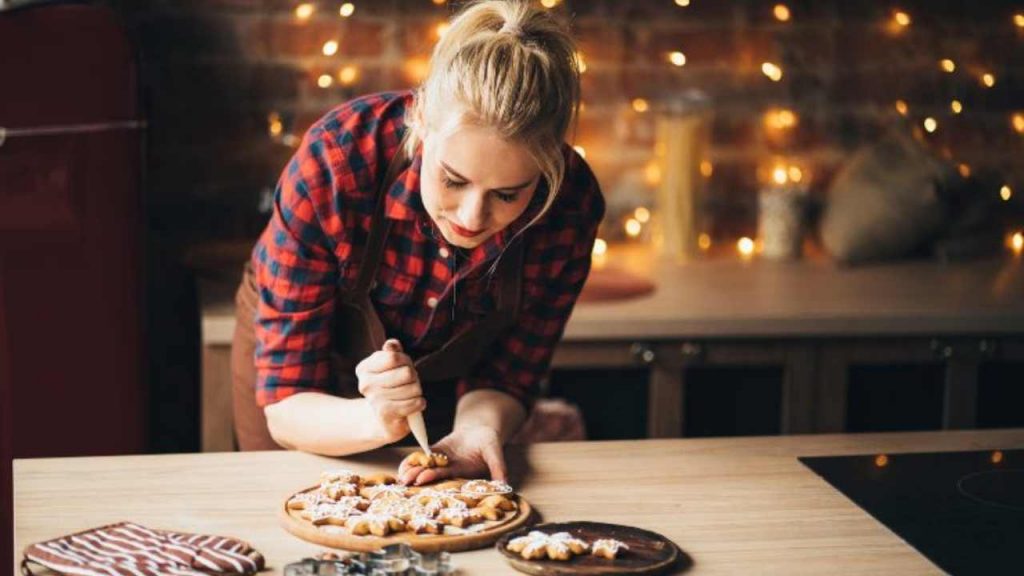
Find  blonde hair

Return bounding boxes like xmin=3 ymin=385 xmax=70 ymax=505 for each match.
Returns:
xmin=406 ymin=0 xmax=581 ymax=225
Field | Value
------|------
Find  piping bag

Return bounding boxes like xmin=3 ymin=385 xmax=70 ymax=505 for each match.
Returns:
xmin=383 ymin=339 xmax=431 ymax=455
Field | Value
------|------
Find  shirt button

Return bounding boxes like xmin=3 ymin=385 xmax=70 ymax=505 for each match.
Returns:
xmin=438 ymin=247 xmax=450 ymax=259
xmin=427 ymin=297 xmax=439 ymax=309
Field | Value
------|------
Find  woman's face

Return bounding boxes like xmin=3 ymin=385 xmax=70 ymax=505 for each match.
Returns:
xmin=420 ymin=123 xmax=541 ymax=249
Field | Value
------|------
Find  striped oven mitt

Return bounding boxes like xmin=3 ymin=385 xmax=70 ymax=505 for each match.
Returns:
xmin=22 ymin=522 xmax=265 ymax=575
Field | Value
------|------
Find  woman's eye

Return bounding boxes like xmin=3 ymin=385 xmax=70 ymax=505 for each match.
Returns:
xmin=442 ymin=176 xmax=467 ymax=190
xmin=495 ymin=191 xmax=519 ymax=203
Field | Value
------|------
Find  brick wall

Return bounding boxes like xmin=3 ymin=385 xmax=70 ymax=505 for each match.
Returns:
xmin=110 ymin=0 xmax=1024 ymax=249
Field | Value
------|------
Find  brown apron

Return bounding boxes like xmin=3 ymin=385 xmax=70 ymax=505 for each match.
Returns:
xmin=231 ymin=141 xmax=525 ymax=451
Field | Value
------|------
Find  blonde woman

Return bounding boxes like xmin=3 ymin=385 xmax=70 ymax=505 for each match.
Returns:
xmin=231 ymin=0 xmax=603 ymax=486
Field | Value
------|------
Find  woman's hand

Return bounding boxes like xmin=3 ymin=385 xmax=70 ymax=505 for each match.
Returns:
xmin=355 ymin=339 xmax=425 ymax=445
xmin=398 ymin=424 xmax=506 ymax=486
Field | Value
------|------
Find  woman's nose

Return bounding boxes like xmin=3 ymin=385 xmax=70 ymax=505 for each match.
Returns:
xmin=457 ymin=193 xmax=487 ymax=229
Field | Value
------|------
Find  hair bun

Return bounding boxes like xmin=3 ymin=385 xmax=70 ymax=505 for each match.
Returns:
xmin=498 ymin=20 xmax=523 ymax=36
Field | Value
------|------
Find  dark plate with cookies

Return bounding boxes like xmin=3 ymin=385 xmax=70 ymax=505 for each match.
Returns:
xmin=496 ymin=521 xmax=680 ymax=575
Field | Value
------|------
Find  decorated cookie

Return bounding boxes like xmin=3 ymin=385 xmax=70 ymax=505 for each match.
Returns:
xmin=591 ymin=538 xmax=629 ymax=559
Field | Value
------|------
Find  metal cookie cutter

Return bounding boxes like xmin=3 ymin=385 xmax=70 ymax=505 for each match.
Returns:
xmin=284 ymin=544 xmax=454 ymax=576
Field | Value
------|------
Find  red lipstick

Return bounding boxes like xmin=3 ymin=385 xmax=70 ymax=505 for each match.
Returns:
xmin=449 ymin=221 xmax=485 ymax=238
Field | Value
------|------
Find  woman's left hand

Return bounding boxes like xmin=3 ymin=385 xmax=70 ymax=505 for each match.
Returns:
xmin=398 ymin=424 xmax=506 ymax=486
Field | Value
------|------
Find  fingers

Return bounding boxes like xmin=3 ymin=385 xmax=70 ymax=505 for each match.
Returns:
xmin=374 ymin=397 xmax=426 ymax=421
xmin=410 ymin=466 xmax=452 ymax=486
xmin=357 ymin=361 xmax=421 ymax=397
xmin=356 ymin=349 xmax=415 ymax=377
xmin=370 ymin=376 xmax=423 ymax=400
xmin=481 ymin=443 xmax=508 ymax=482
xmin=398 ymin=464 xmax=424 ymax=486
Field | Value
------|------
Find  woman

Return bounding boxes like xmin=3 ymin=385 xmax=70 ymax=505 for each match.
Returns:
xmin=231 ymin=0 xmax=603 ymax=487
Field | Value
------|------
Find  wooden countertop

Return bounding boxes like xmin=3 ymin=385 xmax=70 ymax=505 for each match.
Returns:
xmin=199 ymin=247 xmax=1024 ymax=345
xmin=14 ymin=429 xmax=1024 ymax=575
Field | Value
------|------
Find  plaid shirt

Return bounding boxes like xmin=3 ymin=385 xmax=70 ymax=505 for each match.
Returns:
xmin=252 ymin=91 xmax=604 ymax=409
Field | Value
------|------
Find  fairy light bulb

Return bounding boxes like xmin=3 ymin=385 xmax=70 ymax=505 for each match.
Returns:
xmin=644 ymin=162 xmax=662 ymax=186
xmin=698 ymin=233 xmax=712 ymax=251
xmin=982 ymin=73 xmax=996 ymax=88
xmin=632 ymin=98 xmax=650 ymax=113
xmin=762 ymin=62 xmax=783 ymax=81
xmin=895 ymin=99 xmax=909 ymax=116
xmin=317 ymin=73 xmax=333 ymax=88
xmin=940 ymin=59 xmax=955 ymax=73
xmin=268 ymin=112 xmax=283 ymax=137
xmin=772 ymin=166 xmax=789 ymax=185
xmin=773 ymin=4 xmax=791 ymax=22
xmin=404 ymin=57 xmax=430 ymax=83
xmin=674 ymin=0 xmax=691 ymax=6
xmin=1011 ymin=232 xmax=1024 ymax=255
xmin=700 ymin=161 xmax=713 ymax=178
xmin=1011 ymin=113 xmax=1024 ymax=133
xmin=893 ymin=10 xmax=911 ymax=27
xmin=592 ymin=238 xmax=607 ymax=256
xmin=669 ymin=51 xmax=687 ymax=67
xmin=999 ymin=185 xmax=1012 ymax=201
xmin=540 ymin=0 xmax=560 ymax=8
xmin=322 ymin=40 xmax=338 ymax=56
xmin=339 ymin=2 xmax=355 ymax=17
xmin=737 ymin=237 xmax=756 ymax=257
xmin=573 ymin=145 xmax=586 ymax=159
xmin=958 ymin=163 xmax=971 ymax=178
xmin=764 ymin=108 xmax=798 ymax=130
xmin=923 ymin=117 xmax=938 ymax=133
xmin=634 ymin=207 xmax=651 ymax=223
xmin=950 ymin=100 xmax=963 ymax=114
xmin=788 ymin=166 xmax=803 ymax=183
xmin=338 ymin=65 xmax=359 ymax=86
xmin=1015 ymin=13 xmax=1024 ymax=28
xmin=295 ymin=3 xmax=314 ymax=20
xmin=625 ymin=218 xmax=642 ymax=238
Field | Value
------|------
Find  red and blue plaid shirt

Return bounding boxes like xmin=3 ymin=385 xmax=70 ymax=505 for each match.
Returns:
xmin=252 ymin=91 xmax=604 ymax=408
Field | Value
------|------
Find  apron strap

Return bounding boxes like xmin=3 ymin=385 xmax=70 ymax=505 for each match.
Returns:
xmin=352 ymin=132 xmax=409 ymax=297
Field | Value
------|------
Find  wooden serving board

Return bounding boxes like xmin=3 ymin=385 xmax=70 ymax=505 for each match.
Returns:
xmin=279 ymin=484 xmax=534 ymax=553
xmin=496 ymin=521 xmax=680 ymax=575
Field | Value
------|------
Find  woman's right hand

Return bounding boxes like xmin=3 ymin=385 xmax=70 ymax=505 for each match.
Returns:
xmin=354 ymin=339 xmax=425 ymax=444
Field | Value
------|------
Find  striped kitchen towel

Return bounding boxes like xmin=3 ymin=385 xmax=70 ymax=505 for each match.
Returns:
xmin=22 ymin=521 xmax=265 ymax=575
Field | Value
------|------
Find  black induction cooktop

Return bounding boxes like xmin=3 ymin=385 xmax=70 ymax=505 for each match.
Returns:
xmin=799 ymin=449 xmax=1023 ymax=576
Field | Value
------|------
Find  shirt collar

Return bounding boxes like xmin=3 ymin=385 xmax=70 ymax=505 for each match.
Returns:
xmin=384 ymin=144 xmax=423 ymax=222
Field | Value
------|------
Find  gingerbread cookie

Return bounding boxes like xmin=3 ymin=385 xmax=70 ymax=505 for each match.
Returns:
xmin=505 ymin=531 xmax=591 ymax=561
xmin=592 ymin=538 xmax=629 ymax=559
xmin=405 ymin=451 xmax=450 ymax=469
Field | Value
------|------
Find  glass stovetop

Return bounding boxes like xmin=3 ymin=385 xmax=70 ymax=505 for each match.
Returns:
xmin=800 ymin=449 xmax=1023 ymax=576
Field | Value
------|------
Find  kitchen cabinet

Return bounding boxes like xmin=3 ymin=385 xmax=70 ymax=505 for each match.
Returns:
xmin=550 ymin=337 xmax=1024 ymax=441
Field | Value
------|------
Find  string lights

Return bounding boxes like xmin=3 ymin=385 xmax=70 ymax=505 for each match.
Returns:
xmin=773 ymin=4 xmax=791 ymax=22
xmin=294 ymin=2 xmax=314 ymax=20
xmin=761 ymin=61 xmax=783 ymax=81
xmin=281 ymin=1 xmax=1022 ymax=261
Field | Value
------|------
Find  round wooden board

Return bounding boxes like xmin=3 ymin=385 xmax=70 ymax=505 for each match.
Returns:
xmin=496 ymin=521 xmax=680 ymax=576
xmin=279 ymin=484 xmax=534 ymax=553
